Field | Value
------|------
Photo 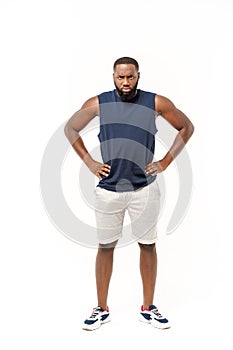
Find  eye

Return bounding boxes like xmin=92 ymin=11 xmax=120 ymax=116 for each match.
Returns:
xmin=128 ymin=75 xmax=134 ymax=80
xmin=118 ymin=76 xmax=124 ymax=80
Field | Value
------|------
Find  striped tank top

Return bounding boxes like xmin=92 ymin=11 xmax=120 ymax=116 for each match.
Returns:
xmin=97 ymin=89 xmax=157 ymax=192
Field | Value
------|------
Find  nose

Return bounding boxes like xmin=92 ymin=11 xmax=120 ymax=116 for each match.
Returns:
xmin=123 ymin=77 xmax=130 ymax=85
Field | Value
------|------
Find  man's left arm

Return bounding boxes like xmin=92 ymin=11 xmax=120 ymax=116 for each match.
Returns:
xmin=145 ymin=95 xmax=194 ymax=176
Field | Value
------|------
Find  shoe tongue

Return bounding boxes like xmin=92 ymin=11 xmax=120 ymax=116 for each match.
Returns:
xmin=149 ymin=305 xmax=157 ymax=311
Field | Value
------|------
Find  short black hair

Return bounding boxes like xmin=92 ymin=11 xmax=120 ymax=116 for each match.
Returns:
xmin=113 ymin=57 xmax=139 ymax=71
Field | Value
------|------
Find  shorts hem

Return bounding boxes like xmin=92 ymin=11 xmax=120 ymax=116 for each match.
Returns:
xmin=97 ymin=233 xmax=122 ymax=245
xmin=137 ymin=237 xmax=158 ymax=244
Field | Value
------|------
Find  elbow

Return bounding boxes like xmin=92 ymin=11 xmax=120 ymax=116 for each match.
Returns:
xmin=64 ymin=120 xmax=75 ymax=139
xmin=64 ymin=121 xmax=80 ymax=145
xmin=189 ymin=121 xmax=195 ymax=137
xmin=64 ymin=121 xmax=74 ymax=143
xmin=64 ymin=122 xmax=69 ymax=138
xmin=180 ymin=121 xmax=194 ymax=143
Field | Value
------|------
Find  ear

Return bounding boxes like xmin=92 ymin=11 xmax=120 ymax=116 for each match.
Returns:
xmin=137 ymin=72 xmax=140 ymax=79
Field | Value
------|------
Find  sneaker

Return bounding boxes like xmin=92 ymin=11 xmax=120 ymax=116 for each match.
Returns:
xmin=82 ymin=306 xmax=111 ymax=331
xmin=139 ymin=305 xmax=171 ymax=329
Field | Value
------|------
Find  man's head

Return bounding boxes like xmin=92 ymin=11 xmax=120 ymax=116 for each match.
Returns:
xmin=113 ymin=57 xmax=140 ymax=101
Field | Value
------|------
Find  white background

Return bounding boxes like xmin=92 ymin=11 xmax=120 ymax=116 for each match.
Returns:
xmin=0 ymin=0 xmax=233 ymax=349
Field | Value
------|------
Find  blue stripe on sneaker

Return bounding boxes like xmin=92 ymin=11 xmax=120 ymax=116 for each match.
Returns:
xmin=141 ymin=313 xmax=152 ymax=320
xmin=84 ymin=319 xmax=98 ymax=325
xmin=101 ymin=314 xmax=109 ymax=321
xmin=154 ymin=318 xmax=169 ymax=323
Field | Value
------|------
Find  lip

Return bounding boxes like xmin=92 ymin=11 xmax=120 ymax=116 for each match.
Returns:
xmin=122 ymin=88 xmax=131 ymax=92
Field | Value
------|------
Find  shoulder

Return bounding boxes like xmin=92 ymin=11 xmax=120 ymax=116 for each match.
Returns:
xmin=81 ymin=95 xmax=99 ymax=108
xmin=155 ymin=95 xmax=176 ymax=114
xmin=81 ymin=96 xmax=99 ymax=115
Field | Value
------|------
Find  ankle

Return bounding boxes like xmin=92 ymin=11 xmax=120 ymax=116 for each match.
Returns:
xmin=142 ymin=304 xmax=153 ymax=310
xmin=98 ymin=305 xmax=109 ymax=311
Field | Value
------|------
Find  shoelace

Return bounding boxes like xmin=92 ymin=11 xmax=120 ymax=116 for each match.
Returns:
xmin=89 ymin=308 xmax=102 ymax=319
xmin=152 ymin=308 xmax=163 ymax=318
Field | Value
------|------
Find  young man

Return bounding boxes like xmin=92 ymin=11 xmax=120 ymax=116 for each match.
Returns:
xmin=64 ymin=57 xmax=194 ymax=331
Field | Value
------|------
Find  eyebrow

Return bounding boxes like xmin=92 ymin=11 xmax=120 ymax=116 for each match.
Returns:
xmin=116 ymin=74 xmax=135 ymax=77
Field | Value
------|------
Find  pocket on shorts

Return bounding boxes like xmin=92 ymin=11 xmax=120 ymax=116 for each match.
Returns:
xmin=148 ymin=180 xmax=161 ymax=200
xmin=94 ymin=187 xmax=109 ymax=205
xmin=153 ymin=180 xmax=161 ymax=195
xmin=95 ymin=186 xmax=121 ymax=214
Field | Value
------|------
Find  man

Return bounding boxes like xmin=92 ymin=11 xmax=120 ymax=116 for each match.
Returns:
xmin=64 ymin=57 xmax=194 ymax=331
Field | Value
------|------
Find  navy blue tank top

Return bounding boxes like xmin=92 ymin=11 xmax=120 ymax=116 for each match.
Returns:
xmin=97 ymin=89 xmax=157 ymax=192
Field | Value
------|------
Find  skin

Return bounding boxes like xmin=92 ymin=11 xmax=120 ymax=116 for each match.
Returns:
xmin=64 ymin=63 xmax=194 ymax=310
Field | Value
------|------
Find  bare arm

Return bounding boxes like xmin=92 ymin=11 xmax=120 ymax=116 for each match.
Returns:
xmin=64 ymin=96 xmax=110 ymax=179
xmin=145 ymin=95 xmax=194 ymax=175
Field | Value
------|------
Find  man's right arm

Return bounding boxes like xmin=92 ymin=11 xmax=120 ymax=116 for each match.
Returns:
xmin=64 ymin=96 xmax=110 ymax=179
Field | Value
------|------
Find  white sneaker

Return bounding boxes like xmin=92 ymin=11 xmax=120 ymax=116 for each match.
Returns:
xmin=139 ymin=305 xmax=171 ymax=329
xmin=82 ymin=306 xmax=111 ymax=331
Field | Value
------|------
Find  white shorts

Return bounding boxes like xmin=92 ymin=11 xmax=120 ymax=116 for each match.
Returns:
xmin=94 ymin=180 xmax=161 ymax=245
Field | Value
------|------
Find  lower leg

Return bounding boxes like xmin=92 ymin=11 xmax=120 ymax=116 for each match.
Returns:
xmin=95 ymin=240 xmax=117 ymax=309
xmin=138 ymin=243 xmax=157 ymax=309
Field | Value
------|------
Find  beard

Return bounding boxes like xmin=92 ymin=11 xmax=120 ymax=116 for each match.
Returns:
xmin=114 ymin=79 xmax=139 ymax=102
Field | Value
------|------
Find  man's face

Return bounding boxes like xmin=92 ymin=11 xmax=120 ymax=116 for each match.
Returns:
xmin=113 ymin=64 xmax=140 ymax=101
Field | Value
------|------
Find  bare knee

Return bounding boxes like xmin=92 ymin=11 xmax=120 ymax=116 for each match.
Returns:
xmin=138 ymin=242 xmax=156 ymax=253
xmin=98 ymin=240 xmax=118 ymax=253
